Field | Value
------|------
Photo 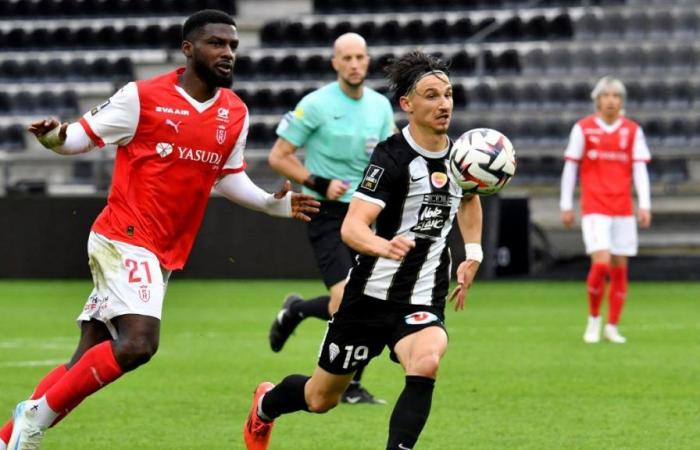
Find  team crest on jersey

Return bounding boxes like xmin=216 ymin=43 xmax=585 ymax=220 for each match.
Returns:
xmin=216 ymin=125 xmax=226 ymax=145
xmin=138 ymin=285 xmax=150 ymax=303
xmin=404 ymin=311 xmax=439 ymax=325
xmin=431 ymin=172 xmax=448 ymax=188
xmin=91 ymin=99 xmax=110 ymax=116
xmin=329 ymin=343 xmax=340 ymax=363
xmin=360 ymin=165 xmax=384 ymax=191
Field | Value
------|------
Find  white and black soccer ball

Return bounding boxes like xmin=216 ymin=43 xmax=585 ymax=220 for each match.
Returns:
xmin=448 ymin=128 xmax=516 ymax=195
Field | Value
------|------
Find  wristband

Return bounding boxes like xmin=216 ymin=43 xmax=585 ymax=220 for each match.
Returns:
xmin=37 ymin=126 xmax=64 ymax=149
xmin=464 ymin=243 xmax=483 ymax=263
xmin=303 ymin=174 xmax=331 ymax=197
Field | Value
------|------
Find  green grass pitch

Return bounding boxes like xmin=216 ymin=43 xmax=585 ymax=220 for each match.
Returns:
xmin=1 ymin=280 xmax=698 ymax=449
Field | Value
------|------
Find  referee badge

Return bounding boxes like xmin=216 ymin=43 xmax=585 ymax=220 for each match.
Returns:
xmin=360 ymin=164 xmax=384 ymax=191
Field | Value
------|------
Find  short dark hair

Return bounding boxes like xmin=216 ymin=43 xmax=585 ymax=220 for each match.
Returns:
xmin=182 ymin=9 xmax=236 ymax=41
xmin=385 ymin=51 xmax=450 ymax=104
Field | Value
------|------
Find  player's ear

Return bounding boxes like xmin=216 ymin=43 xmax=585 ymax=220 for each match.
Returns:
xmin=182 ymin=40 xmax=193 ymax=58
xmin=399 ymin=95 xmax=412 ymax=113
xmin=331 ymin=55 xmax=339 ymax=72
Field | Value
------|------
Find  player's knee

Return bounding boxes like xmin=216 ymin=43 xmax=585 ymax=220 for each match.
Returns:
xmin=306 ymin=392 xmax=340 ymax=413
xmin=408 ymin=353 xmax=441 ymax=378
xmin=113 ymin=336 xmax=159 ymax=370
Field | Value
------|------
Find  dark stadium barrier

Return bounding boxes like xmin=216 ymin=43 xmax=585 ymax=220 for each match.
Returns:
xmin=0 ymin=196 xmax=530 ymax=279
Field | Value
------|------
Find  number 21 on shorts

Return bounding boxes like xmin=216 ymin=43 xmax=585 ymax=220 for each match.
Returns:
xmin=124 ymin=258 xmax=152 ymax=284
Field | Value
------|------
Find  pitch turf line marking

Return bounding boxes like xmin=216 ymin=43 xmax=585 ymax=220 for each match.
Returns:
xmin=0 ymin=359 xmax=65 ymax=368
xmin=0 ymin=337 xmax=75 ymax=350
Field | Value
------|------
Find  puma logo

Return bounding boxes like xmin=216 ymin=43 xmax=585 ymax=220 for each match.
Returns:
xmin=165 ymin=119 xmax=181 ymax=134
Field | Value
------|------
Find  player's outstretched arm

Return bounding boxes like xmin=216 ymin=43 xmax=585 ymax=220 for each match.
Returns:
xmin=341 ymin=198 xmax=415 ymax=259
xmin=215 ymin=173 xmax=319 ymax=222
xmin=450 ymin=194 xmax=482 ymax=310
xmin=28 ymin=118 xmax=95 ymax=155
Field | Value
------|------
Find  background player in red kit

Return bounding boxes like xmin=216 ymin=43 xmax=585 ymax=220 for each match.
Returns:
xmin=560 ymin=76 xmax=652 ymax=345
xmin=1 ymin=10 xmax=319 ymax=450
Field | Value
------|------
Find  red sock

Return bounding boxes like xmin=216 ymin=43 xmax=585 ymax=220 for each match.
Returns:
xmin=608 ymin=266 xmax=628 ymax=325
xmin=45 ymin=341 xmax=123 ymax=415
xmin=587 ymin=262 xmax=610 ymax=317
xmin=0 ymin=363 xmax=68 ymax=444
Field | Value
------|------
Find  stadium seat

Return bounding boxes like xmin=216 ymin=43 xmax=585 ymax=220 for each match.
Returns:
xmin=570 ymin=47 xmax=596 ymax=75
xmin=597 ymin=47 xmax=621 ymax=73
xmin=575 ymin=12 xmax=600 ymax=40
xmin=0 ymin=60 xmax=21 ymax=80
xmin=518 ymin=83 xmax=544 ymax=111
xmin=544 ymin=82 xmax=570 ymax=108
xmin=256 ymin=56 xmax=279 ymax=79
xmin=523 ymin=15 xmax=548 ymax=41
xmin=377 ymin=20 xmax=402 ymax=45
xmin=599 ymin=12 xmax=625 ymax=39
xmin=357 ymin=21 xmax=378 ymax=43
xmin=549 ymin=13 xmax=574 ymax=39
xmin=426 ymin=18 xmax=449 ymax=43
xmin=260 ymin=21 xmax=284 ymax=46
xmin=625 ymin=11 xmax=650 ymax=39
xmin=451 ymin=84 xmax=468 ymax=109
xmin=470 ymin=82 xmax=495 ymax=111
xmin=493 ymin=82 xmax=518 ymax=111
xmin=276 ymin=88 xmax=301 ymax=110
xmin=547 ymin=47 xmax=571 ymax=75
xmin=649 ymin=11 xmax=674 ymax=39
xmin=307 ymin=22 xmax=330 ymax=46
xmin=404 ymin=19 xmax=428 ymax=43
xmin=303 ymin=54 xmax=331 ymax=77
xmin=619 ymin=45 xmax=645 ymax=75
xmin=448 ymin=50 xmax=476 ymax=75
xmin=646 ymin=45 xmax=673 ymax=74
xmin=449 ymin=17 xmax=475 ymax=41
xmin=671 ymin=44 xmax=696 ymax=73
xmin=522 ymin=48 xmax=547 ymax=75
xmin=674 ymin=9 xmax=698 ymax=39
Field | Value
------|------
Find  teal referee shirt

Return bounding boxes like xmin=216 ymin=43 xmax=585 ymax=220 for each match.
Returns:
xmin=276 ymin=82 xmax=395 ymax=203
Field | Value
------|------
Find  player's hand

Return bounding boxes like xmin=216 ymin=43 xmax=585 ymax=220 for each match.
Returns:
xmin=448 ymin=259 xmax=480 ymax=311
xmin=275 ymin=180 xmax=320 ymax=222
xmin=28 ymin=118 xmax=68 ymax=147
xmin=383 ymin=235 xmax=415 ymax=261
xmin=638 ymin=208 xmax=652 ymax=228
xmin=561 ymin=210 xmax=575 ymax=229
xmin=325 ymin=179 xmax=350 ymax=200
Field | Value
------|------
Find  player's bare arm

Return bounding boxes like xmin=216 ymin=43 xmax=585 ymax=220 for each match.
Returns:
xmin=341 ymin=198 xmax=415 ymax=260
xmin=269 ymin=137 xmax=349 ymax=200
xmin=561 ymin=210 xmax=576 ymax=228
xmin=449 ymin=194 xmax=482 ymax=310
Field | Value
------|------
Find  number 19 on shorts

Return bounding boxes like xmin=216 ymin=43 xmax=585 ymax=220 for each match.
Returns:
xmin=342 ymin=345 xmax=369 ymax=369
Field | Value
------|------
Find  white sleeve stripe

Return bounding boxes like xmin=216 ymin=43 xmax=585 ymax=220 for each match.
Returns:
xmin=353 ymin=192 xmax=386 ymax=209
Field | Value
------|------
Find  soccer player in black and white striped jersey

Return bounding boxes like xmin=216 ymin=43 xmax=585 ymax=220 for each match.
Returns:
xmin=243 ymin=51 xmax=484 ymax=450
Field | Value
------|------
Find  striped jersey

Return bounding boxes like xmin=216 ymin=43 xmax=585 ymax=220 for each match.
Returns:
xmin=345 ymin=127 xmax=464 ymax=307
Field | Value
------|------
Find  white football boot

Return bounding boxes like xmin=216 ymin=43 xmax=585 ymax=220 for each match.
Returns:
xmin=583 ymin=316 xmax=601 ymax=343
xmin=7 ymin=401 xmax=47 ymax=450
xmin=604 ymin=324 xmax=627 ymax=344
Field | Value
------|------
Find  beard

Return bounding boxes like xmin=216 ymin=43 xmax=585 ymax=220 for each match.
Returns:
xmin=192 ymin=53 xmax=233 ymax=88
xmin=341 ymin=74 xmax=365 ymax=89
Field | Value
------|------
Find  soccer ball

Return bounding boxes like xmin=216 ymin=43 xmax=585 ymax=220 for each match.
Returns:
xmin=448 ymin=128 xmax=516 ymax=195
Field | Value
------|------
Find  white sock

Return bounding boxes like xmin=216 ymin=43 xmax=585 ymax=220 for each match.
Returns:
xmin=31 ymin=396 xmax=59 ymax=428
xmin=256 ymin=394 xmax=273 ymax=422
xmin=0 ymin=439 xmax=7 ymax=450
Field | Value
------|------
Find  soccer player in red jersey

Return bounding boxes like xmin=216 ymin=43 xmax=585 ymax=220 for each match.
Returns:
xmin=1 ymin=10 xmax=319 ymax=450
xmin=560 ymin=76 xmax=652 ymax=344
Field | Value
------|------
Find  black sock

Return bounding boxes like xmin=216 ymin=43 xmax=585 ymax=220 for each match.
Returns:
xmin=292 ymin=295 xmax=331 ymax=320
xmin=260 ymin=374 xmax=310 ymax=420
xmin=350 ymin=365 xmax=365 ymax=385
xmin=386 ymin=376 xmax=435 ymax=450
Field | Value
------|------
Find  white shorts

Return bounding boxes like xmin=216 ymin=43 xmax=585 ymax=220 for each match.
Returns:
xmin=77 ymin=232 xmax=171 ymax=338
xmin=581 ymin=214 xmax=638 ymax=256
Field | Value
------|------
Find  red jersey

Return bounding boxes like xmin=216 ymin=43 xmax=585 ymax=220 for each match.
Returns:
xmin=79 ymin=68 xmax=248 ymax=270
xmin=564 ymin=114 xmax=651 ymax=216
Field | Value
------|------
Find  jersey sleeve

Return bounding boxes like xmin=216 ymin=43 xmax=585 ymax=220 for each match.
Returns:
xmin=221 ymin=109 xmax=249 ymax=175
xmin=352 ymin=143 xmax=399 ymax=209
xmin=79 ymin=82 xmax=139 ymax=148
xmin=563 ymin=123 xmax=584 ymax=161
xmin=275 ymin=95 xmax=322 ymax=147
xmin=632 ymin=127 xmax=651 ymax=162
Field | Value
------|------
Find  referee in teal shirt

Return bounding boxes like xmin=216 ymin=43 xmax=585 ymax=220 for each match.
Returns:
xmin=267 ymin=32 xmax=395 ymax=404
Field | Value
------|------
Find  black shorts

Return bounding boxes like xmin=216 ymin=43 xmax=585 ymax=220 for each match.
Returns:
xmin=317 ymin=293 xmax=447 ymax=375
xmin=307 ymin=201 xmax=355 ymax=288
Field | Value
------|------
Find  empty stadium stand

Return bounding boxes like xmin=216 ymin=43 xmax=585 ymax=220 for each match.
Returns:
xmin=1 ymin=0 xmax=699 ymax=269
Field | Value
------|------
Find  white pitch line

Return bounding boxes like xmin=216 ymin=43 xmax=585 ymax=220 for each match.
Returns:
xmin=0 ymin=359 xmax=65 ymax=368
